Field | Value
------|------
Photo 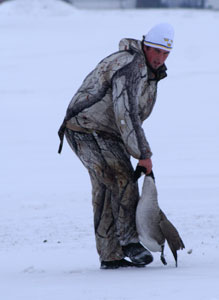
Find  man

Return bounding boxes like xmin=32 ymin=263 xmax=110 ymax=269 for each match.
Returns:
xmin=58 ymin=23 xmax=174 ymax=269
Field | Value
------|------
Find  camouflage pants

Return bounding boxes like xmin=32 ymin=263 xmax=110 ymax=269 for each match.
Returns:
xmin=65 ymin=129 xmax=139 ymax=261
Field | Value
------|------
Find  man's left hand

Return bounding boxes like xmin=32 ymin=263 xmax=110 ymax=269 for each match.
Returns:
xmin=138 ymin=158 xmax=152 ymax=174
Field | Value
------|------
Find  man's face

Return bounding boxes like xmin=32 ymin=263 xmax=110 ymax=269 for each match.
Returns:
xmin=144 ymin=46 xmax=170 ymax=69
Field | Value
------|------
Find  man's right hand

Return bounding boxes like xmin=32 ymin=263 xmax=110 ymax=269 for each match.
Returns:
xmin=138 ymin=158 xmax=152 ymax=174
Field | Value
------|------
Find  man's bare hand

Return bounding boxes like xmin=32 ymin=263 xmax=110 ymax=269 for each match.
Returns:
xmin=138 ymin=158 xmax=152 ymax=174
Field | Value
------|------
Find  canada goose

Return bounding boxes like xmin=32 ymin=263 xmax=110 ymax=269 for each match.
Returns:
xmin=134 ymin=166 xmax=185 ymax=267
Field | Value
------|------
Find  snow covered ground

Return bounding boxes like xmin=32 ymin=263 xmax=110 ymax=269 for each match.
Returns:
xmin=0 ymin=0 xmax=219 ymax=299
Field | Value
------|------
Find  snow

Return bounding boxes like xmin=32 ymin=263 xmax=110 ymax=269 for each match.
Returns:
xmin=0 ymin=0 xmax=219 ymax=299
xmin=0 ymin=0 xmax=77 ymax=15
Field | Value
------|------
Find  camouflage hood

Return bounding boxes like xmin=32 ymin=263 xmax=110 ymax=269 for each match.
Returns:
xmin=119 ymin=38 xmax=142 ymax=52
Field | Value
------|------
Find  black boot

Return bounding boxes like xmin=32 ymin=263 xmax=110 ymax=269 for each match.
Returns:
xmin=122 ymin=243 xmax=153 ymax=265
xmin=100 ymin=258 xmax=145 ymax=269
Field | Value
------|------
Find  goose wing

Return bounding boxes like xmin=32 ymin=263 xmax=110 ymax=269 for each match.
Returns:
xmin=159 ymin=210 xmax=185 ymax=267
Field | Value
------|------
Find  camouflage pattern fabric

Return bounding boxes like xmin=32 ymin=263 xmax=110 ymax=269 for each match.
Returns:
xmin=58 ymin=38 xmax=167 ymax=158
xmin=65 ymin=129 xmax=139 ymax=261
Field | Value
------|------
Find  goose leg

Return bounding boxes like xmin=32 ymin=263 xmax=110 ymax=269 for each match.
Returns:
xmin=160 ymin=245 xmax=167 ymax=265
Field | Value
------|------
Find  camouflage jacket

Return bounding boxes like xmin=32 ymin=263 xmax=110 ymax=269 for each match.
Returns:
xmin=58 ymin=38 xmax=167 ymax=159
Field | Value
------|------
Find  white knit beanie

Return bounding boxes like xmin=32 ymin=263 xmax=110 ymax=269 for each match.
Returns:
xmin=144 ymin=23 xmax=174 ymax=51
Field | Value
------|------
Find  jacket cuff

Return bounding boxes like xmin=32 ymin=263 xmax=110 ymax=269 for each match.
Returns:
xmin=139 ymin=150 xmax=152 ymax=160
